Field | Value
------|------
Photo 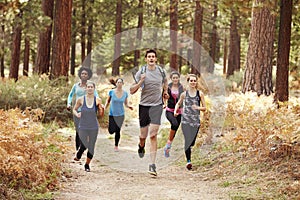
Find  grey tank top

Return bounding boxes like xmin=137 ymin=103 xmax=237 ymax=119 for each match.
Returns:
xmin=181 ymin=91 xmax=201 ymax=127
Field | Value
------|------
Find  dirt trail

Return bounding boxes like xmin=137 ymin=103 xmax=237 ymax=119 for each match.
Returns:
xmin=56 ymin=115 xmax=230 ymax=200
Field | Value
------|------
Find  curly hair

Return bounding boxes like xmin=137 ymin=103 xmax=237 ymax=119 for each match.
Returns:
xmin=78 ymin=67 xmax=93 ymax=79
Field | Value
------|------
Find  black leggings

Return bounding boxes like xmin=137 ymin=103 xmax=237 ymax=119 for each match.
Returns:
xmin=76 ymin=129 xmax=98 ymax=159
xmin=181 ymin=124 xmax=199 ymax=162
xmin=108 ymin=115 xmax=124 ymax=146
xmin=165 ymin=111 xmax=181 ymax=132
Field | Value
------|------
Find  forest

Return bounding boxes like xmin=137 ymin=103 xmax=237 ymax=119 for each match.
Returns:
xmin=0 ymin=0 xmax=300 ymax=199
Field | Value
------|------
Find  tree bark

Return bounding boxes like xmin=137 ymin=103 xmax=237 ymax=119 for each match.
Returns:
xmin=242 ymin=0 xmax=276 ymax=96
xmin=191 ymin=0 xmax=202 ymax=75
xmin=133 ymin=0 xmax=143 ymax=68
xmin=9 ymin=11 xmax=22 ymax=80
xmin=51 ymin=0 xmax=72 ymax=79
xmin=275 ymin=0 xmax=292 ymax=103
xmin=81 ymin=0 xmax=86 ymax=63
xmin=35 ymin=0 xmax=54 ymax=75
xmin=170 ymin=0 xmax=178 ymax=71
xmin=85 ymin=0 xmax=94 ymax=68
xmin=23 ymin=37 xmax=30 ymax=76
xmin=112 ymin=0 xmax=122 ymax=76
xmin=0 ymin=24 xmax=4 ymax=78
xmin=209 ymin=0 xmax=218 ymax=73
xmin=223 ymin=36 xmax=227 ymax=75
xmin=227 ymin=11 xmax=240 ymax=78
xmin=70 ymin=8 xmax=76 ymax=75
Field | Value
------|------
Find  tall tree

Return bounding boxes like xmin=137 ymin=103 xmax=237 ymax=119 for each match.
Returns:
xmin=35 ymin=0 xmax=54 ymax=75
xmin=274 ymin=0 xmax=293 ymax=103
xmin=86 ymin=0 xmax=94 ymax=68
xmin=70 ymin=7 xmax=76 ymax=75
xmin=80 ymin=0 xmax=86 ymax=63
xmin=208 ymin=0 xmax=218 ymax=73
xmin=227 ymin=10 xmax=240 ymax=78
xmin=242 ymin=0 xmax=276 ymax=96
xmin=23 ymin=37 xmax=30 ymax=76
xmin=223 ymin=35 xmax=228 ymax=75
xmin=0 ymin=24 xmax=4 ymax=78
xmin=112 ymin=0 xmax=122 ymax=76
xmin=50 ymin=0 xmax=72 ymax=78
xmin=170 ymin=0 xmax=178 ymax=71
xmin=191 ymin=0 xmax=202 ymax=75
xmin=133 ymin=0 xmax=143 ymax=68
xmin=9 ymin=10 xmax=22 ymax=80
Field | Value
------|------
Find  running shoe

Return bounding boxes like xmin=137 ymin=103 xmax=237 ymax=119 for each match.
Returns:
xmin=148 ymin=164 xmax=157 ymax=176
xmin=84 ymin=164 xmax=90 ymax=172
xmin=186 ymin=162 xmax=192 ymax=170
xmin=114 ymin=146 xmax=119 ymax=152
xmin=138 ymin=144 xmax=145 ymax=158
xmin=163 ymin=143 xmax=171 ymax=158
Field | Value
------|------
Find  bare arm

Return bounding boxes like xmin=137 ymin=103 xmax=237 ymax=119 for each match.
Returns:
xmin=104 ymin=96 xmax=111 ymax=110
xmin=124 ymin=98 xmax=133 ymax=110
xmin=162 ymin=77 xmax=169 ymax=99
xmin=73 ymin=97 xmax=83 ymax=118
xmin=199 ymin=92 xmax=206 ymax=112
xmin=130 ymin=73 xmax=146 ymax=95
xmin=174 ymin=92 xmax=185 ymax=116
xmin=97 ymin=97 xmax=104 ymax=117
xmin=192 ymin=91 xmax=207 ymax=112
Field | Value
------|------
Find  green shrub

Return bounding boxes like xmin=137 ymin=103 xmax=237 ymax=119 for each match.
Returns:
xmin=0 ymin=75 xmax=74 ymax=126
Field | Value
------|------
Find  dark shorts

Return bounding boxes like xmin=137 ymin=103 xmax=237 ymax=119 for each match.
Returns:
xmin=139 ymin=104 xmax=163 ymax=127
xmin=108 ymin=115 xmax=124 ymax=134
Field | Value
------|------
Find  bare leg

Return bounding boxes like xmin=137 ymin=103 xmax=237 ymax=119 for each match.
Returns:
xmin=149 ymin=124 xmax=159 ymax=164
xmin=139 ymin=126 xmax=148 ymax=147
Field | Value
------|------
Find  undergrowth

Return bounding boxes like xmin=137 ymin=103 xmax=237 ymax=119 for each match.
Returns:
xmin=0 ymin=108 xmax=71 ymax=199
xmin=193 ymin=92 xmax=300 ymax=200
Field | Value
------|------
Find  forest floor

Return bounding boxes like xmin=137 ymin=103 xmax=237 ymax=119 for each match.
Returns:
xmin=55 ymin=116 xmax=231 ymax=200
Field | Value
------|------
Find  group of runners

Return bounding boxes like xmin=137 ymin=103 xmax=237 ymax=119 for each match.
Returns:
xmin=67 ymin=49 xmax=206 ymax=176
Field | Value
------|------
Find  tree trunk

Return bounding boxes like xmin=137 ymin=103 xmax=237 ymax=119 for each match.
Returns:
xmin=23 ymin=37 xmax=30 ymax=76
xmin=191 ymin=0 xmax=202 ymax=75
xmin=223 ymin=36 xmax=227 ymax=75
xmin=275 ymin=0 xmax=292 ymax=103
xmin=133 ymin=0 xmax=143 ymax=68
xmin=0 ymin=24 xmax=4 ymax=78
xmin=208 ymin=0 xmax=218 ymax=73
xmin=112 ymin=0 xmax=122 ymax=76
xmin=81 ymin=0 xmax=86 ymax=63
xmin=51 ymin=0 xmax=72 ymax=79
xmin=227 ymin=12 xmax=240 ymax=78
xmin=35 ymin=0 xmax=54 ymax=75
xmin=242 ymin=0 xmax=276 ymax=96
xmin=70 ymin=8 xmax=76 ymax=75
xmin=9 ymin=11 xmax=22 ymax=80
xmin=86 ymin=0 xmax=94 ymax=68
xmin=170 ymin=0 xmax=178 ymax=71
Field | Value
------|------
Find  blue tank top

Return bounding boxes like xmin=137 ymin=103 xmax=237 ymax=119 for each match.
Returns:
xmin=79 ymin=96 xmax=99 ymax=130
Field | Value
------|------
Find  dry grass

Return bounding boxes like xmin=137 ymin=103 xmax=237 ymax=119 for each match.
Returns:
xmin=193 ymin=92 xmax=300 ymax=199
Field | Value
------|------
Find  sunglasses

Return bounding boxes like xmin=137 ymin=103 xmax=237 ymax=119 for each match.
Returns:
xmin=189 ymin=79 xmax=197 ymax=82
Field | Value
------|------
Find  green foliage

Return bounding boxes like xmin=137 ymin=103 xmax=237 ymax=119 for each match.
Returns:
xmin=0 ymin=75 xmax=73 ymax=125
xmin=224 ymin=70 xmax=244 ymax=92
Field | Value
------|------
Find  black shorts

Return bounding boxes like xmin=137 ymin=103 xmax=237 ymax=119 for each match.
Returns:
xmin=139 ymin=104 xmax=163 ymax=127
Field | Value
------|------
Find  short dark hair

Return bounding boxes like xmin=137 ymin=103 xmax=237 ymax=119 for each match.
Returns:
xmin=144 ymin=49 xmax=157 ymax=58
xmin=78 ymin=67 xmax=93 ymax=79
